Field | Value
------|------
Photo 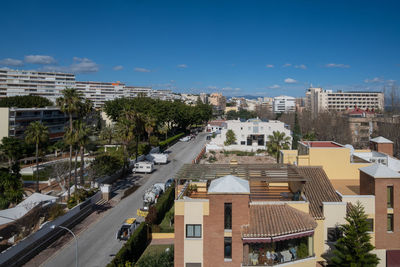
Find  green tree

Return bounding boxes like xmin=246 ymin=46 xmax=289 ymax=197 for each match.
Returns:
xmin=115 ymin=116 xmax=135 ymax=173
xmin=144 ymin=114 xmax=157 ymax=145
xmin=0 ymin=137 xmax=24 ymax=167
xmin=25 ymin=121 xmax=49 ymax=192
xmin=56 ymin=88 xmax=84 ymax=199
xmin=224 ymin=129 xmax=236 ymax=146
xmin=100 ymin=125 xmax=114 ymax=145
xmin=267 ymin=131 xmax=291 ymax=163
xmin=76 ymin=121 xmax=91 ymax=185
xmin=330 ymin=201 xmax=379 ymax=267
xmin=90 ymin=154 xmax=122 ymax=177
xmin=292 ymin=110 xmax=301 ymax=149
xmin=0 ymin=164 xmax=23 ymax=209
xmin=0 ymin=95 xmax=52 ymax=108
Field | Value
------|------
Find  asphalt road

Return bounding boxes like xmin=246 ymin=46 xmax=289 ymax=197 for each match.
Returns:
xmin=41 ymin=133 xmax=207 ymax=267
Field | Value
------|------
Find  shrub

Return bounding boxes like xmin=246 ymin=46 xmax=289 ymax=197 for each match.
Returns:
xmin=210 ymin=150 xmax=216 ymax=155
xmin=48 ymin=203 xmax=65 ymax=221
xmin=149 ymin=136 xmax=159 ymax=147
xmin=297 ymin=242 xmax=308 ymax=259
xmin=159 ymin=133 xmax=185 ymax=149
xmin=154 ymin=186 xmax=175 ymax=225
xmin=207 ymin=155 xmax=217 ymax=163
xmin=135 ymin=246 xmax=174 ymax=267
xmin=138 ymin=143 xmax=151 ymax=156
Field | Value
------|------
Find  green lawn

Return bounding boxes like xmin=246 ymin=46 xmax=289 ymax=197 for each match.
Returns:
xmin=137 ymin=244 xmax=173 ymax=262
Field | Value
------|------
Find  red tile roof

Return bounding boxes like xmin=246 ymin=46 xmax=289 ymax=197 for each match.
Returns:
xmin=297 ymin=166 xmax=342 ymax=219
xmin=242 ymin=204 xmax=317 ymax=238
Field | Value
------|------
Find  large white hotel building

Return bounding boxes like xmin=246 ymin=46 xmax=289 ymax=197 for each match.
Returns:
xmin=306 ymin=87 xmax=384 ymax=116
xmin=0 ymin=68 xmax=176 ymax=108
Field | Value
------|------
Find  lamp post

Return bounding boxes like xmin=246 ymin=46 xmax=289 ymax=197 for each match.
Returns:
xmin=51 ymin=225 xmax=78 ymax=267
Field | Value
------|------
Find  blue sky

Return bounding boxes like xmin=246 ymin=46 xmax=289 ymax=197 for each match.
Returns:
xmin=0 ymin=0 xmax=399 ymax=97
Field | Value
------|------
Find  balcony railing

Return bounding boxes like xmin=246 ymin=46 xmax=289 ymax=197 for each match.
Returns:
xmin=242 ymin=255 xmax=315 ymax=266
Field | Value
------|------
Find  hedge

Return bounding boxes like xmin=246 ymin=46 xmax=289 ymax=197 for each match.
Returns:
xmin=159 ymin=133 xmax=185 ymax=149
xmin=154 ymin=185 xmax=175 ymax=225
xmin=107 ymin=222 xmax=149 ymax=267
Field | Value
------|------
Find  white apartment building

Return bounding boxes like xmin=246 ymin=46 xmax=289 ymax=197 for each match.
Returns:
xmin=0 ymin=69 xmax=75 ymax=103
xmin=273 ymin=95 xmax=296 ymax=113
xmin=306 ymin=87 xmax=384 ymax=116
xmin=76 ymin=81 xmax=127 ymax=108
xmin=211 ymin=118 xmax=292 ymax=151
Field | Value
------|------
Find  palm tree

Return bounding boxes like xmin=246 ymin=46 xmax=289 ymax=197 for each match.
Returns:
xmin=100 ymin=125 xmax=114 ymax=145
xmin=76 ymin=121 xmax=91 ymax=185
xmin=25 ymin=121 xmax=49 ymax=192
xmin=56 ymin=88 xmax=83 ymax=199
xmin=115 ymin=116 xmax=135 ymax=174
xmin=122 ymin=107 xmax=145 ymax=162
xmin=64 ymin=123 xmax=79 ymax=190
xmin=144 ymin=115 xmax=156 ymax=145
xmin=267 ymin=131 xmax=291 ymax=163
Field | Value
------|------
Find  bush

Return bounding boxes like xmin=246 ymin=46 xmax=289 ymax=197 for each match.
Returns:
xmin=48 ymin=204 xmax=65 ymax=221
xmin=159 ymin=133 xmax=185 ymax=149
xmin=149 ymin=136 xmax=159 ymax=147
xmin=135 ymin=246 xmax=174 ymax=267
xmin=138 ymin=143 xmax=151 ymax=156
xmin=107 ymin=223 xmax=149 ymax=267
xmin=297 ymin=242 xmax=308 ymax=259
xmin=207 ymin=155 xmax=217 ymax=163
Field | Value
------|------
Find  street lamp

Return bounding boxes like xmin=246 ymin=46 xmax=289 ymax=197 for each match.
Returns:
xmin=51 ymin=225 xmax=78 ymax=267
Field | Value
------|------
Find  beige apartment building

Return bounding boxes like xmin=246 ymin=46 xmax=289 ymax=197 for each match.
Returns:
xmin=0 ymin=69 xmax=75 ymax=103
xmin=306 ymin=87 xmax=384 ymax=116
xmin=209 ymin=93 xmax=226 ymax=110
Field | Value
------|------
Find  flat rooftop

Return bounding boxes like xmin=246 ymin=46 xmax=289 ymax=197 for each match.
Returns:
xmin=330 ymin=179 xmax=360 ymax=195
xmin=301 ymin=141 xmax=343 ymax=148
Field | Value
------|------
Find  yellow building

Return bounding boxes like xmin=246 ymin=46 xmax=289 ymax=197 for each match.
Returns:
xmin=281 ymin=141 xmax=372 ymax=181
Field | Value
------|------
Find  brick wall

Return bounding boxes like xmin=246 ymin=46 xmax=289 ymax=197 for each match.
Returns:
xmin=360 ymin=172 xmax=375 ymax=195
xmin=174 ymin=215 xmax=185 ymax=267
xmin=375 ymin=178 xmax=400 ymax=249
xmin=203 ymin=194 xmax=250 ymax=267
xmin=377 ymin=143 xmax=393 ymax=157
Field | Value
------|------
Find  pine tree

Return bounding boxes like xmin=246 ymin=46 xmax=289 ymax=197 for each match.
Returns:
xmin=292 ymin=110 xmax=301 ymax=149
xmin=330 ymin=201 xmax=379 ymax=267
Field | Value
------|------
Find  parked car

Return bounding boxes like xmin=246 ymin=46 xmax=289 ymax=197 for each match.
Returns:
xmin=179 ymin=136 xmax=191 ymax=142
xmin=165 ymin=178 xmax=174 ymax=189
xmin=116 ymin=218 xmax=139 ymax=241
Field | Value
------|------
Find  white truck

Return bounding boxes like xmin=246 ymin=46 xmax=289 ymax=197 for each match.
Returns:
xmin=146 ymin=153 xmax=168 ymax=164
xmin=142 ymin=183 xmax=165 ymax=210
xmin=132 ymin=161 xmax=154 ymax=174
xmin=116 ymin=218 xmax=139 ymax=241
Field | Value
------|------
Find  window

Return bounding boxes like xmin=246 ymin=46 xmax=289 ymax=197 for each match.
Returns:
xmin=327 ymin=227 xmax=342 ymax=242
xmin=366 ymin=218 xmax=374 ymax=232
xmin=388 ymin=214 xmax=394 ymax=232
xmin=388 ymin=186 xmax=394 ymax=208
xmin=224 ymin=203 xmax=232 ymax=230
xmin=241 ymin=141 xmax=245 ymax=145
xmin=186 ymin=224 xmax=201 ymax=238
xmin=224 ymin=237 xmax=232 ymax=259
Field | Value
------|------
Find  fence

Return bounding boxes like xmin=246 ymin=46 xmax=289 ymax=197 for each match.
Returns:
xmin=0 ymin=191 xmax=101 ymax=267
xmin=192 ymin=145 xmax=206 ymax=164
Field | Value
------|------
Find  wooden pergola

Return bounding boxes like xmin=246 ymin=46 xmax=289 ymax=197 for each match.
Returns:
xmin=175 ymin=163 xmax=307 ymax=182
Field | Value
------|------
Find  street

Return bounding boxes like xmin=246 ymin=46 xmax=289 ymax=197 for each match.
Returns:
xmin=40 ymin=133 xmax=207 ymax=267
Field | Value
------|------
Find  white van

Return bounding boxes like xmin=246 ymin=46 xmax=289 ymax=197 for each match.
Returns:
xmin=132 ymin=161 xmax=154 ymax=174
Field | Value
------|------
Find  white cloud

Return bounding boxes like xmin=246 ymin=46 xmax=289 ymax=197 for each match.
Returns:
xmin=24 ymin=55 xmax=56 ymax=64
xmin=134 ymin=67 xmax=151 ymax=73
xmin=113 ymin=65 xmax=123 ymax=71
xmin=295 ymin=64 xmax=307 ymax=69
xmin=177 ymin=64 xmax=188 ymax=68
xmin=222 ymin=87 xmax=240 ymax=92
xmin=266 ymin=64 xmax=274 ymax=68
xmin=284 ymin=78 xmax=298 ymax=84
xmin=325 ymin=63 xmax=350 ymax=68
xmin=43 ymin=57 xmax=99 ymax=74
xmin=207 ymin=85 xmax=218 ymax=90
xmin=283 ymin=63 xmax=292 ymax=67
xmin=364 ymin=77 xmax=383 ymax=83
xmin=0 ymin=58 xmax=24 ymax=67
xmin=269 ymin=84 xmax=281 ymax=89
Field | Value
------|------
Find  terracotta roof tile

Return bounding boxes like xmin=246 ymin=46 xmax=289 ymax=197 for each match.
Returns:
xmin=242 ymin=204 xmax=317 ymax=238
xmin=297 ymin=166 xmax=342 ymax=219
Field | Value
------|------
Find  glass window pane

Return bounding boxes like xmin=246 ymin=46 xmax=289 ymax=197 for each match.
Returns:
xmin=224 ymin=237 xmax=232 ymax=258
xmin=194 ymin=225 xmax=201 ymax=237
xmin=387 ymin=186 xmax=393 ymax=208
xmin=225 ymin=203 xmax=232 ymax=230
xmin=187 ymin=225 xmax=193 ymax=237
xmin=387 ymin=214 xmax=394 ymax=232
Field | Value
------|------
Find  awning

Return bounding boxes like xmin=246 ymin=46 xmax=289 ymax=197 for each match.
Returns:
xmin=243 ymin=230 xmax=314 ymax=244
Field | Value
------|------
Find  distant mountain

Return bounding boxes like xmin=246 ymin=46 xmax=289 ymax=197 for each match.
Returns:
xmin=228 ymin=95 xmax=261 ymax=100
